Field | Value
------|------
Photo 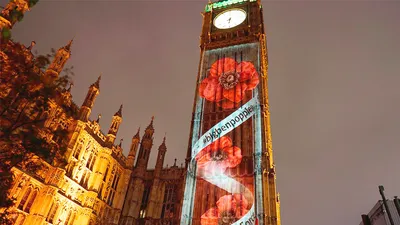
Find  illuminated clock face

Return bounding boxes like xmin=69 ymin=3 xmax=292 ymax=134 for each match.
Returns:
xmin=213 ymin=9 xmax=247 ymax=29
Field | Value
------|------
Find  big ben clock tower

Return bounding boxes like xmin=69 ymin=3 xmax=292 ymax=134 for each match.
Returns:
xmin=180 ymin=0 xmax=281 ymax=225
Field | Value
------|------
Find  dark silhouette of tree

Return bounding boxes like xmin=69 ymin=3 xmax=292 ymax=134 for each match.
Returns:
xmin=0 ymin=0 xmax=39 ymax=42
xmin=0 ymin=40 xmax=75 ymax=224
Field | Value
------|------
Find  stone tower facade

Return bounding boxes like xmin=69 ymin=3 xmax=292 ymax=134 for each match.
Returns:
xmin=180 ymin=0 xmax=281 ymax=224
xmin=119 ymin=119 xmax=185 ymax=225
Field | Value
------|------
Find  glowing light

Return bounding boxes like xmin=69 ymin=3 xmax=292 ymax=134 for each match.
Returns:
xmin=181 ymin=43 xmax=264 ymax=225
xmin=204 ymin=0 xmax=250 ymax=12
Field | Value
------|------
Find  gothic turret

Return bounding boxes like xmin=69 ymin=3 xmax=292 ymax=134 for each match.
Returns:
xmin=143 ymin=116 xmax=154 ymax=138
xmin=135 ymin=117 xmax=155 ymax=169
xmin=154 ymin=135 xmax=167 ymax=178
xmin=126 ymin=128 xmax=140 ymax=168
xmin=145 ymin=135 xmax=167 ymax=218
xmin=79 ymin=75 xmax=100 ymax=122
xmin=44 ymin=40 xmax=72 ymax=84
xmin=106 ymin=104 xmax=123 ymax=145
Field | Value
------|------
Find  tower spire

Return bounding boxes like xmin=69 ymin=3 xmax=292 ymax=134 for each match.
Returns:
xmin=67 ymin=82 xmax=73 ymax=92
xmin=114 ymin=104 xmax=123 ymax=117
xmin=96 ymin=114 xmax=101 ymax=123
xmin=133 ymin=127 xmax=140 ymax=139
xmin=106 ymin=104 xmax=123 ymax=145
xmin=127 ymin=127 xmax=141 ymax=168
xmin=43 ymin=39 xmax=72 ymax=84
xmin=79 ymin=76 xmax=100 ymax=122
xmin=64 ymin=38 xmax=73 ymax=52
xmin=92 ymin=74 xmax=101 ymax=89
xmin=147 ymin=116 xmax=154 ymax=129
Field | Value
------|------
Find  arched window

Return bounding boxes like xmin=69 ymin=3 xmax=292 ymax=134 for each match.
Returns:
xmin=18 ymin=187 xmax=32 ymax=210
xmin=24 ymin=189 xmax=38 ymax=213
xmin=86 ymin=153 xmax=93 ymax=168
xmin=83 ymin=172 xmax=90 ymax=189
xmin=67 ymin=211 xmax=76 ymax=225
xmin=64 ymin=210 xmax=72 ymax=225
xmin=73 ymin=143 xmax=83 ymax=159
xmin=161 ymin=184 xmax=177 ymax=218
xmin=103 ymin=165 xmax=109 ymax=182
xmin=46 ymin=202 xmax=59 ymax=223
xmin=14 ymin=214 xmax=26 ymax=225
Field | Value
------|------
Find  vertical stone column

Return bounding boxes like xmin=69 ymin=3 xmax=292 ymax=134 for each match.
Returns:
xmin=91 ymin=153 xmax=109 ymax=191
xmin=154 ymin=182 xmax=165 ymax=218
xmin=75 ymin=207 xmax=92 ymax=225
xmin=24 ymin=186 xmax=58 ymax=225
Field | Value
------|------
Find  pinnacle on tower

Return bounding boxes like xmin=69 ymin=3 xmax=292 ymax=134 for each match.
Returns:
xmin=146 ymin=116 xmax=155 ymax=130
xmin=91 ymin=74 xmax=101 ymax=89
xmin=133 ymin=127 xmax=140 ymax=140
xmin=27 ymin=41 xmax=36 ymax=51
xmin=119 ymin=138 xmax=123 ymax=147
xmin=114 ymin=104 xmax=123 ymax=117
xmin=67 ymin=83 xmax=73 ymax=92
xmin=96 ymin=114 xmax=101 ymax=123
xmin=63 ymin=39 xmax=73 ymax=52
xmin=158 ymin=134 xmax=167 ymax=150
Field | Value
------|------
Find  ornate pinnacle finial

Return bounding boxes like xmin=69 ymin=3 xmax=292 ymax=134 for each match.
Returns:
xmin=67 ymin=82 xmax=74 ymax=92
xmin=133 ymin=127 xmax=140 ymax=139
xmin=174 ymin=158 xmax=177 ymax=166
xmin=27 ymin=41 xmax=36 ymax=51
xmin=96 ymin=114 xmax=101 ymax=123
xmin=92 ymin=74 xmax=101 ymax=89
xmin=64 ymin=38 xmax=73 ymax=51
xmin=159 ymin=133 xmax=167 ymax=150
xmin=146 ymin=116 xmax=155 ymax=130
xmin=114 ymin=104 xmax=123 ymax=117
xmin=119 ymin=138 xmax=123 ymax=147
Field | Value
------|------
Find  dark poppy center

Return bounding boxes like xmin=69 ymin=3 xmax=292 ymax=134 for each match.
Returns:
xmin=218 ymin=210 xmax=236 ymax=225
xmin=219 ymin=71 xmax=239 ymax=90
xmin=210 ymin=150 xmax=227 ymax=161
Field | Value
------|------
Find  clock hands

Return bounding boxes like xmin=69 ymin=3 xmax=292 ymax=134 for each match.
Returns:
xmin=214 ymin=9 xmax=246 ymax=29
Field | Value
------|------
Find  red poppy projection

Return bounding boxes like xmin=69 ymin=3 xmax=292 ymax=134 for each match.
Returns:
xmin=181 ymin=43 xmax=263 ymax=225
xmin=199 ymin=58 xmax=259 ymax=109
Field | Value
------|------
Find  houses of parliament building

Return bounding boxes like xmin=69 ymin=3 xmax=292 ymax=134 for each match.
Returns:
xmin=2 ymin=37 xmax=186 ymax=225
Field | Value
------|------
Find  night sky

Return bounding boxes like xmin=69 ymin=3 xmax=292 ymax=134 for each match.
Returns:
xmin=3 ymin=0 xmax=400 ymax=224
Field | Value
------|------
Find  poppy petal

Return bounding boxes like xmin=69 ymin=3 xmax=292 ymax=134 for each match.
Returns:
xmin=210 ymin=58 xmax=237 ymax=78
xmin=209 ymin=136 xmax=232 ymax=151
xmin=246 ymin=70 xmax=260 ymax=90
xmin=225 ymin=146 xmax=242 ymax=168
xmin=238 ymin=61 xmax=256 ymax=82
xmin=201 ymin=208 xmax=219 ymax=225
xmin=219 ymin=136 xmax=233 ymax=149
xmin=199 ymin=78 xmax=209 ymax=98
xmin=217 ymin=195 xmax=236 ymax=214
xmin=223 ymin=83 xmax=247 ymax=103
xmin=202 ymin=78 xmax=219 ymax=102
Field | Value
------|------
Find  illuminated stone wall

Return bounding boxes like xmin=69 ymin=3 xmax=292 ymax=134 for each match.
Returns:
xmin=2 ymin=40 xmax=187 ymax=225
